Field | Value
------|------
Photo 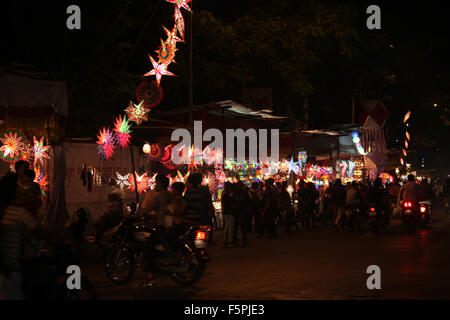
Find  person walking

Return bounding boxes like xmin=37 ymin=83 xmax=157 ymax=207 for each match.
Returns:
xmin=331 ymin=179 xmax=347 ymax=231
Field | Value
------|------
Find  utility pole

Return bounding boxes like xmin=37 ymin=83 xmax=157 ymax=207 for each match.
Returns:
xmin=188 ymin=0 xmax=193 ymax=134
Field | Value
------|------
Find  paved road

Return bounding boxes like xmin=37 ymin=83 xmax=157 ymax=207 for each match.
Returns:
xmin=82 ymin=199 xmax=450 ymax=299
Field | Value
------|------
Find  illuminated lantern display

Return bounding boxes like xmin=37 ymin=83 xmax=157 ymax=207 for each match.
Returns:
xmin=96 ymin=127 xmax=116 ymax=160
xmin=125 ymin=100 xmax=150 ymax=125
xmin=0 ymin=130 xmax=25 ymax=162
xmin=34 ymin=166 xmax=49 ymax=197
xmin=20 ymin=142 xmax=34 ymax=163
xmin=113 ymin=115 xmax=132 ymax=149
xmin=298 ymin=151 xmax=307 ymax=164
xmin=136 ymin=80 xmax=164 ymax=109
xmin=207 ymin=172 xmax=219 ymax=194
xmin=163 ymin=25 xmax=182 ymax=45
xmin=143 ymin=54 xmax=175 ymax=86
xmin=147 ymin=173 xmax=158 ymax=190
xmin=161 ymin=144 xmax=174 ymax=162
xmin=147 ymin=144 xmax=164 ymax=161
xmin=33 ymin=136 xmax=50 ymax=166
xmin=115 ymin=172 xmax=131 ymax=190
xmin=156 ymin=38 xmax=177 ymax=65
xmin=128 ymin=172 xmax=150 ymax=193
xmin=165 ymin=0 xmax=192 ymax=12
xmin=288 ymin=157 xmax=301 ymax=175
xmin=352 ymin=131 xmax=367 ymax=155
xmin=174 ymin=6 xmax=185 ymax=40
xmin=142 ymin=143 xmax=151 ymax=154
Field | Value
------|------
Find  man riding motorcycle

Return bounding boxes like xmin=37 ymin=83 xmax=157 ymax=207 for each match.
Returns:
xmin=368 ymin=178 xmax=389 ymax=226
xmin=398 ymin=174 xmax=420 ymax=207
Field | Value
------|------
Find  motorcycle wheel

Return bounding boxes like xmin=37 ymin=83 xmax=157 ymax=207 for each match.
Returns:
xmin=171 ymin=246 xmax=205 ymax=287
xmin=58 ymin=276 xmax=98 ymax=300
xmin=104 ymin=246 xmax=135 ymax=285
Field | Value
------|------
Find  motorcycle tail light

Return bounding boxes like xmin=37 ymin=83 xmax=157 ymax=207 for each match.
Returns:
xmin=403 ymin=202 xmax=412 ymax=208
xmin=369 ymin=207 xmax=376 ymax=212
xmin=420 ymin=206 xmax=426 ymax=213
xmin=196 ymin=231 xmax=207 ymax=240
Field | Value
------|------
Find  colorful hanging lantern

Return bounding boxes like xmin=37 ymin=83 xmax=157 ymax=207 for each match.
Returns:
xmin=0 ymin=130 xmax=25 ymax=162
xmin=174 ymin=7 xmax=185 ymax=40
xmin=142 ymin=143 xmax=151 ymax=154
xmin=352 ymin=131 xmax=368 ymax=155
xmin=33 ymin=136 xmax=51 ymax=166
xmin=113 ymin=115 xmax=132 ymax=149
xmin=128 ymin=171 xmax=150 ymax=194
xmin=115 ymin=172 xmax=131 ymax=190
xmin=156 ymin=38 xmax=177 ymax=65
xmin=96 ymin=127 xmax=116 ymax=160
xmin=136 ymin=80 xmax=164 ymax=110
xmin=298 ymin=151 xmax=307 ymax=164
xmin=163 ymin=25 xmax=182 ymax=45
xmin=161 ymin=144 xmax=174 ymax=162
xmin=20 ymin=141 xmax=34 ymax=163
xmin=147 ymin=144 xmax=164 ymax=161
xmin=288 ymin=157 xmax=300 ymax=175
xmin=125 ymin=100 xmax=150 ymax=125
xmin=143 ymin=54 xmax=175 ymax=86
xmin=165 ymin=0 xmax=192 ymax=12
xmin=34 ymin=166 xmax=49 ymax=197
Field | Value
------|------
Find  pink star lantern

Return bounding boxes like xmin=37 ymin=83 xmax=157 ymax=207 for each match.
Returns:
xmin=143 ymin=54 xmax=175 ymax=86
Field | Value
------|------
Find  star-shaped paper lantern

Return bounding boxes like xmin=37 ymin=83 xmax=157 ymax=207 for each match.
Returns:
xmin=166 ymin=0 xmax=192 ymax=12
xmin=0 ymin=131 xmax=24 ymax=159
xmin=128 ymin=171 xmax=150 ymax=194
xmin=174 ymin=7 xmax=185 ymax=41
xmin=125 ymin=100 xmax=150 ymax=125
xmin=115 ymin=172 xmax=131 ymax=190
xmin=33 ymin=136 xmax=51 ymax=166
xmin=156 ymin=38 xmax=177 ymax=65
xmin=34 ymin=166 xmax=49 ymax=193
xmin=20 ymin=142 xmax=34 ymax=163
xmin=288 ymin=157 xmax=301 ymax=175
xmin=113 ymin=115 xmax=132 ymax=149
xmin=96 ymin=127 xmax=116 ymax=160
xmin=143 ymin=54 xmax=175 ymax=86
xmin=163 ymin=25 xmax=182 ymax=45
xmin=147 ymin=173 xmax=158 ymax=190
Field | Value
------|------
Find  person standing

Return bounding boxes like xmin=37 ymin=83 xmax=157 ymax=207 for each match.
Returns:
xmin=331 ymin=179 xmax=347 ymax=231
xmin=221 ymin=182 xmax=234 ymax=248
xmin=232 ymin=181 xmax=249 ymax=246
xmin=257 ymin=179 xmax=278 ymax=238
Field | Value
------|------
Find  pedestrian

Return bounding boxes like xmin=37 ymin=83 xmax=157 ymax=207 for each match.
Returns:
xmin=279 ymin=181 xmax=293 ymax=232
xmin=330 ymin=179 xmax=347 ymax=231
xmin=257 ymin=179 xmax=278 ymax=238
xmin=221 ymin=182 xmax=235 ymax=248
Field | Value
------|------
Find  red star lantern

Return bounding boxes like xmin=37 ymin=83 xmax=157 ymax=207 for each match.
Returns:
xmin=125 ymin=101 xmax=150 ymax=125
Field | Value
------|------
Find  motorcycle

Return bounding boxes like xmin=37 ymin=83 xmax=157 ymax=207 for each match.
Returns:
xmin=344 ymin=204 xmax=363 ymax=232
xmin=104 ymin=213 xmax=206 ymax=287
xmin=401 ymin=201 xmax=420 ymax=234
xmin=419 ymin=201 xmax=432 ymax=228
xmin=367 ymin=204 xmax=388 ymax=235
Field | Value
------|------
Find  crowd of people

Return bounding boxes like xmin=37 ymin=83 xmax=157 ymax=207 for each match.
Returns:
xmin=1 ymin=158 xmax=449 ymax=296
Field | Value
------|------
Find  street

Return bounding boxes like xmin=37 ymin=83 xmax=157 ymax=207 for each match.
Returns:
xmin=81 ymin=200 xmax=450 ymax=300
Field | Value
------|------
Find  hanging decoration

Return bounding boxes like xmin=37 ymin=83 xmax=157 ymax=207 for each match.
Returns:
xmin=147 ymin=144 xmax=164 ymax=161
xmin=125 ymin=100 xmax=150 ymax=125
xmin=352 ymin=131 xmax=367 ymax=155
xmin=34 ymin=166 xmax=49 ymax=197
xmin=128 ymin=172 xmax=150 ymax=194
xmin=147 ymin=173 xmax=158 ymax=190
xmin=163 ymin=25 xmax=182 ymax=46
xmin=0 ymin=130 xmax=25 ymax=162
xmin=165 ymin=0 xmax=192 ymax=12
xmin=113 ymin=115 xmax=132 ymax=149
xmin=143 ymin=54 xmax=175 ymax=86
xmin=20 ymin=142 xmax=34 ymax=163
xmin=288 ymin=157 xmax=301 ymax=175
xmin=96 ymin=127 xmax=116 ymax=160
xmin=136 ymin=80 xmax=164 ymax=109
xmin=174 ymin=7 xmax=185 ymax=41
xmin=115 ymin=172 xmax=131 ymax=190
xmin=298 ymin=151 xmax=307 ymax=164
xmin=156 ymin=38 xmax=177 ymax=65
xmin=33 ymin=136 xmax=51 ymax=166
